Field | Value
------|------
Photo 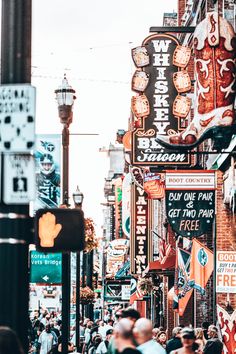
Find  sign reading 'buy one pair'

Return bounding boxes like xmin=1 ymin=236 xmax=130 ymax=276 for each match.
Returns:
xmin=165 ymin=171 xmax=216 ymax=238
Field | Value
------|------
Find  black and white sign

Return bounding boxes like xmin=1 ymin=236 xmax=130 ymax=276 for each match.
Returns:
xmin=0 ymin=84 xmax=35 ymax=152
xmin=3 ymin=154 xmax=35 ymax=204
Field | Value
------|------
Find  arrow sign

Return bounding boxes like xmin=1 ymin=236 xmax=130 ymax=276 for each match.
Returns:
xmin=42 ymin=275 xmax=49 ymax=282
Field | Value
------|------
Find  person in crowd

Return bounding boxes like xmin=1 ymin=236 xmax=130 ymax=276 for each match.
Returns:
xmin=88 ymin=335 xmax=102 ymax=354
xmin=113 ymin=318 xmax=141 ymax=354
xmin=152 ymin=327 xmax=159 ymax=339
xmin=57 ymin=341 xmax=75 ymax=353
xmin=94 ymin=307 xmax=102 ymax=322
xmin=104 ymin=310 xmax=111 ymax=323
xmin=194 ymin=328 xmax=205 ymax=353
xmin=96 ymin=329 xmax=113 ymax=354
xmin=166 ymin=327 xmax=182 ymax=354
xmin=170 ymin=327 xmax=198 ymax=354
xmin=201 ymin=323 xmax=209 ymax=341
xmin=133 ymin=318 xmax=166 ymax=354
xmin=203 ymin=325 xmax=223 ymax=354
xmin=156 ymin=331 xmax=167 ymax=349
xmin=0 ymin=326 xmax=24 ymax=354
xmin=121 ymin=308 xmax=140 ymax=323
xmin=107 ymin=309 xmax=140 ymax=354
xmin=98 ymin=321 xmax=107 ymax=340
xmin=38 ymin=324 xmax=55 ymax=354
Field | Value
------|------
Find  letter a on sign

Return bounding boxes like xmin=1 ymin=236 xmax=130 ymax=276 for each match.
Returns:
xmin=35 ymin=208 xmax=85 ymax=252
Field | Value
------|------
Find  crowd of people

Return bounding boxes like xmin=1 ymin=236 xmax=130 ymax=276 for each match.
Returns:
xmin=0 ymin=308 xmax=225 ymax=354
xmin=23 ymin=307 xmax=224 ymax=354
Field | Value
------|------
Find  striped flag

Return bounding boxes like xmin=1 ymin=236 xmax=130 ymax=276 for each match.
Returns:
xmin=130 ymin=277 xmax=143 ymax=304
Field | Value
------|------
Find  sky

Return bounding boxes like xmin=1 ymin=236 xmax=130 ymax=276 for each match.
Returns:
xmin=32 ymin=0 xmax=177 ymax=234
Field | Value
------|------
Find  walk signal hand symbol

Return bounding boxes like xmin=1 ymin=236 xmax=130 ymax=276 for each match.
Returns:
xmin=39 ymin=212 xmax=62 ymax=247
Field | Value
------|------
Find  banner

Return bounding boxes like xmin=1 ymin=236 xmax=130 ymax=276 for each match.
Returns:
xmin=35 ymin=135 xmax=61 ymax=211
xmin=189 ymin=239 xmax=213 ymax=294
xmin=216 ymin=251 xmax=236 ymax=293
xmin=174 ymin=247 xmax=193 ymax=316
xmin=130 ymin=183 xmax=152 ymax=274
xmin=131 ymin=34 xmax=190 ymax=166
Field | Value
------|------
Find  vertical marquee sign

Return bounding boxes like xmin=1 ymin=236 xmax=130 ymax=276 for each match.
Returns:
xmin=130 ymin=183 xmax=152 ymax=274
xmin=131 ymin=34 xmax=191 ymax=166
xmin=165 ymin=171 xmax=216 ymax=238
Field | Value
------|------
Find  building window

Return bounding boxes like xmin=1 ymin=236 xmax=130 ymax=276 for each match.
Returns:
xmin=223 ymin=0 xmax=236 ymax=29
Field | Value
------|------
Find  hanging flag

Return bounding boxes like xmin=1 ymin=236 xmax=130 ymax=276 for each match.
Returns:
xmin=174 ymin=247 xmax=193 ymax=316
xmin=130 ymin=277 xmax=143 ymax=304
xmin=189 ymin=238 xmax=213 ymax=295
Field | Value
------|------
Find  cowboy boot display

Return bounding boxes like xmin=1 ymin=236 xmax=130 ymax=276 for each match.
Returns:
xmin=156 ymin=12 xmax=236 ymax=151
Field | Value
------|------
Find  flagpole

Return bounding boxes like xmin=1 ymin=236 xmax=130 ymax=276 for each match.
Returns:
xmin=193 ymin=289 xmax=196 ymax=328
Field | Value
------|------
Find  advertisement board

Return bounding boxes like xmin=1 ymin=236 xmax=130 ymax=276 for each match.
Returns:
xmin=216 ymin=251 xmax=236 ymax=293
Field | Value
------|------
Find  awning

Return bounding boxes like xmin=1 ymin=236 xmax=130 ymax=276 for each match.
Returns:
xmin=115 ymin=261 xmax=131 ymax=279
xmin=142 ymin=246 xmax=175 ymax=277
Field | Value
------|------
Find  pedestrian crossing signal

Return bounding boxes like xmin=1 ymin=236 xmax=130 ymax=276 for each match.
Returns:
xmin=35 ymin=208 xmax=85 ymax=252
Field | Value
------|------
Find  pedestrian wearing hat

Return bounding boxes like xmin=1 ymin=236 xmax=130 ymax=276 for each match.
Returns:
xmin=203 ymin=325 xmax=223 ymax=354
xmin=170 ymin=328 xmax=199 ymax=354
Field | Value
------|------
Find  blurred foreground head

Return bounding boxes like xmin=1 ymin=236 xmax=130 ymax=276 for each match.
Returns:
xmin=133 ymin=318 xmax=153 ymax=345
xmin=0 ymin=326 xmax=24 ymax=354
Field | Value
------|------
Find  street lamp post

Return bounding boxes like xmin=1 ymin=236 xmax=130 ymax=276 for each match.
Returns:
xmin=55 ymin=76 xmax=76 ymax=354
xmin=73 ymin=186 xmax=84 ymax=352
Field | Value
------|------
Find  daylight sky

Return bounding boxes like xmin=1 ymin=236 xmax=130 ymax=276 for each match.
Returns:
xmin=32 ymin=0 xmax=177 ymax=234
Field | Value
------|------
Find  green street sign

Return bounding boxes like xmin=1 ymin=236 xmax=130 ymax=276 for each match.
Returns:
xmin=30 ymin=251 xmax=62 ymax=284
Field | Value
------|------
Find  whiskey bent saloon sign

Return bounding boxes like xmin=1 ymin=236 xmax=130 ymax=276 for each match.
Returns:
xmin=131 ymin=34 xmax=191 ymax=166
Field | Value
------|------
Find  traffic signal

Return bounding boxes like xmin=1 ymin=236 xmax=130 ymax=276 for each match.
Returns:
xmin=35 ymin=208 xmax=85 ymax=252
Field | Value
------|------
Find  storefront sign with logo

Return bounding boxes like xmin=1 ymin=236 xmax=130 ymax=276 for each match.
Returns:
xmin=131 ymin=34 xmax=190 ymax=166
xmin=130 ymin=183 xmax=152 ymax=274
xmin=166 ymin=171 xmax=215 ymax=238
xmin=106 ymin=239 xmax=129 ymax=278
xmin=216 ymin=251 xmax=236 ymax=293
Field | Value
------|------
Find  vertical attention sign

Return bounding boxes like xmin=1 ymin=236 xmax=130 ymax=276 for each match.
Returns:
xmin=130 ymin=183 xmax=152 ymax=274
xmin=131 ymin=34 xmax=190 ymax=166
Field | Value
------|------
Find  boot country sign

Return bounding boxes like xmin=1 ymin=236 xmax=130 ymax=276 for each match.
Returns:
xmin=165 ymin=171 xmax=216 ymax=238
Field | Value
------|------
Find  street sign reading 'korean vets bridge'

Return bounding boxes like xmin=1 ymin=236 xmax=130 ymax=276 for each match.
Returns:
xmin=30 ymin=251 xmax=62 ymax=284
xmin=131 ymin=34 xmax=190 ymax=166
xmin=165 ymin=171 xmax=216 ymax=238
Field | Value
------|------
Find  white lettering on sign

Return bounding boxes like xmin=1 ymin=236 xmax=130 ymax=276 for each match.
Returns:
xmin=135 ymin=186 xmax=148 ymax=274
